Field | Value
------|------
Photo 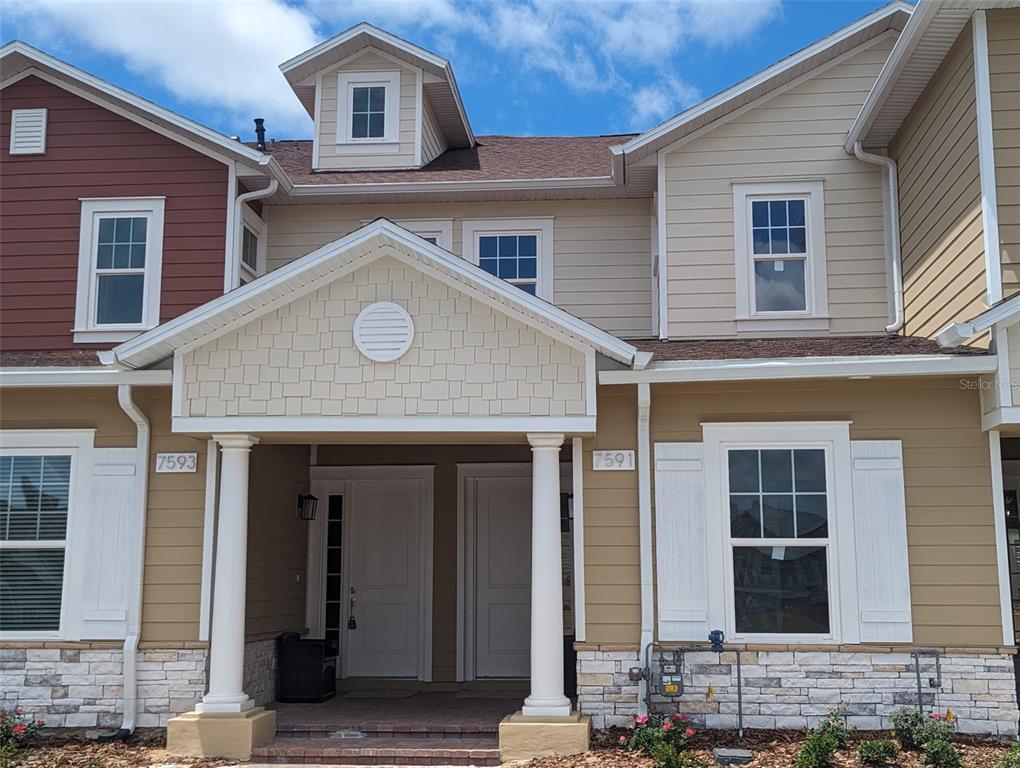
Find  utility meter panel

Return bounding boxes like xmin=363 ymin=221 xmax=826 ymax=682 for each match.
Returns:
xmin=653 ymin=649 xmax=686 ymax=699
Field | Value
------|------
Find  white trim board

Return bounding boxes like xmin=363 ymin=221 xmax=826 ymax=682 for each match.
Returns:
xmin=308 ymin=465 xmax=434 ymax=682
xmin=173 ymin=415 xmax=597 ymax=435
xmin=973 ymin=10 xmax=1003 ymax=306
xmin=0 ymin=368 xmax=171 ymax=388
xmin=600 ymin=354 xmax=997 ymax=385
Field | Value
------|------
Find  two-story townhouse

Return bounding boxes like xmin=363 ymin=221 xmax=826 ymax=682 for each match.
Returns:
xmin=846 ymin=0 xmax=1020 ymax=644
xmin=1 ymin=2 xmax=1018 ymax=762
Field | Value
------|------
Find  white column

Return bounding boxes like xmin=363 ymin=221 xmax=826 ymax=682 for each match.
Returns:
xmin=523 ymin=432 xmax=571 ymax=717
xmin=196 ymin=434 xmax=258 ymax=714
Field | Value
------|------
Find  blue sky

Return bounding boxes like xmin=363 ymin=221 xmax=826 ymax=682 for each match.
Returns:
xmin=2 ymin=0 xmax=904 ymax=142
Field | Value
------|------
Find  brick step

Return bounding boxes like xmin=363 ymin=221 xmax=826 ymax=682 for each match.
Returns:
xmin=251 ymin=735 xmax=502 ymax=765
xmin=277 ymin=722 xmax=500 ymax=739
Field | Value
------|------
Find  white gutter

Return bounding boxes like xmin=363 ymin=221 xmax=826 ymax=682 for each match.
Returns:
xmin=973 ymin=9 xmax=1004 ymax=306
xmin=636 ymin=382 xmax=653 ymax=715
xmin=116 ymin=384 xmax=150 ymax=735
xmin=852 ymin=142 xmax=903 ymax=333
xmin=599 ymin=353 xmax=997 ymax=385
xmin=0 ymin=367 xmax=172 ymax=387
xmin=288 ymin=176 xmax=616 ymax=197
xmin=226 ymin=179 xmax=279 ymax=290
xmin=937 ymin=293 xmax=1020 ymax=348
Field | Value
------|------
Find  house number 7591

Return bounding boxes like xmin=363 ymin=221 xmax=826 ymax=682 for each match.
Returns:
xmin=592 ymin=450 xmax=635 ymax=471
xmin=155 ymin=453 xmax=198 ymax=473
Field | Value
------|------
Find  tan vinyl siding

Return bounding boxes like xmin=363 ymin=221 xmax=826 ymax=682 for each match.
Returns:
xmin=316 ymin=50 xmax=418 ymax=171
xmin=0 ymin=386 xmax=208 ymax=644
xmin=583 ymin=377 xmax=1000 ymax=648
xmin=662 ymin=36 xmax=896 ymax=339
xmin=421 ymin=95 xmax=447 ymax=166
xmin=989 ymin=9 xmax=1020 ymax=296
xmin=246 ymin=444 xmax=309 ymax=638
xmin=265 ymin=199 xmax=653 ymax=338
xmin=891 ymin=23 xmax=986 ymax=342
xmin=315 ymin=443 xmax=533 ymax=682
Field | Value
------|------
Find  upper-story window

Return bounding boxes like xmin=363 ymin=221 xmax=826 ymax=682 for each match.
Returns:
xmin=733 ymin=181 xmax=829 ymax=330
xmin=239 ymin=205 xmax=266 ymax=283
xmin=337 ymin=71 xmax=400 ymax=149
xmin=74 ymin=197 xmax=164 ymax=343
xmin=462 ymin=218 xmax=554 ymax=301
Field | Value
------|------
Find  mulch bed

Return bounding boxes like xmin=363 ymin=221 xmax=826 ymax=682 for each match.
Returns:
xmin=517 ymin=728 xmax=1013 ymax=768
xmin=9 ymin=730 xmax=237 ymax=768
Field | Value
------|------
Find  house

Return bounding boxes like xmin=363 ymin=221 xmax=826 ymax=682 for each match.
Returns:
xmin=1 ymin=0 xmax=1019 ymax=762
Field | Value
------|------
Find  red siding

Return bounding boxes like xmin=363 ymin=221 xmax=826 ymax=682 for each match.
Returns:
xmin=0 ymin=76 xmax=229 ymax=351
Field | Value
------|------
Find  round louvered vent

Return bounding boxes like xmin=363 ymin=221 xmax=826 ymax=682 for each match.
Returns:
xmin=353 ymin=301 xmax=415 ymax=362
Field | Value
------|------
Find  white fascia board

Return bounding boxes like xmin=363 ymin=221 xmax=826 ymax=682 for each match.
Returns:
xmin=621 ymin=1 xmax=913 ymax=159
xmin=0 ymin=367 xmax=172 ymax=387
xmin=288 ymin=176 xmax=615 ymax=197
xmin=106 ymin=219 xmax=637 ymax=369
xmin=937 ymin=293 xmax=1020 ymax=347
xmin=173 ymin=415 xmax=596 ymax=434
xmin=598 ymin=353 xmax=997 ymax=385
xmin=844 ymin=0 xmax=940 ymax=151
xmin=0 ymin=41 xmax=268 ymax=167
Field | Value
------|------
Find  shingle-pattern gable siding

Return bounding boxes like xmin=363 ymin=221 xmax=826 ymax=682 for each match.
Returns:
xmin=180 ymin=256 xmax=588 ymax=419
xmin=0 ymin=75 xmax=228 ymax=351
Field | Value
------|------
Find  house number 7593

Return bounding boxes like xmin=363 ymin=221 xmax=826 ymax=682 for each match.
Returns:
xmin=592 ymin=450 xmax=635 ymax=471
xmin=155 ymin=453 xmax=198 ymax=473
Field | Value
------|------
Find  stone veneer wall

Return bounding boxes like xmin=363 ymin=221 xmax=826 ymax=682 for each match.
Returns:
xmin=577 ymin=648 xmax=1020 ymax=737
xmin=0 ymin=646 xmax=207 ymax=728
xmin=243 ymin=635 xmax=278 ymax=708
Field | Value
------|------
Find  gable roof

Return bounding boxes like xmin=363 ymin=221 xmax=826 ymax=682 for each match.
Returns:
xmin=280 ymin=22 xmax=473 ymax=149
xmin=614 ymin=1 xmax=912 ymax=166
xmin=101 ymin=219 xmax=639 ymax=370
xmin=847 ymin=0 xmax=1020 ymax=150
xmin=0 ymin=40 xmax=280 ymax=180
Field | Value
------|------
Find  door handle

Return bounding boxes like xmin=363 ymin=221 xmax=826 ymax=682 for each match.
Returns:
xmin=348 ymin=585 xmax=357 ymax=630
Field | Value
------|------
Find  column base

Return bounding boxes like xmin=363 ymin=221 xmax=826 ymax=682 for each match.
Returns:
xmin=498 ymin=710 xmax=591 ymax=762
xmin=166 ymin=707 xmax=276 ymax=760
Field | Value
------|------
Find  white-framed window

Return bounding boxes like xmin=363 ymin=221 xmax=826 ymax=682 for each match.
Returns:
xmin=704 ymin=422 xmax=852 ymax=644
xmin=462 ymin=218 xmax=554 ymax=301
xmin=733 ymin=181 xmax=828 ymax=330
xmin=361 ymin=218 xmax=453 ymax=251
xmin=73 ymin=197 xmax=165 ymax=343
xmin=240 ymin=204 xmax=267 ymax=282
xmin=336 ymin=71 xmax=400 ymax=151
xmin=0 ymin=430 xmax=92 ymax=640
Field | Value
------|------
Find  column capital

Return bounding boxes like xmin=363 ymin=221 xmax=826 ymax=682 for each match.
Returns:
xmin=213 ymin=433 xmax=260 ymax=451
xmin=527 ymin=433 xmax=565 ymax=449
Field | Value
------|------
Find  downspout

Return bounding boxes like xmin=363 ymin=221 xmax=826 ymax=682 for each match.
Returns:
xmin=852 ymin=141 xmax=903 ymax=333
xmin=116 ymin=384 xmax=150 ymax=735
xmin=228 ymin=179 xmax=279 ymax=290
xmin=636 ymin=382 xmax=653 ymax=715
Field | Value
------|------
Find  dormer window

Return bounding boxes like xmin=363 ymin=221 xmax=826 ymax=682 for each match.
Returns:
xmin=337 ymin=71 xmax=399 ymax=150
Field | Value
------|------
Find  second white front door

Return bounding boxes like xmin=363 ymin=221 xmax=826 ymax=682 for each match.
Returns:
xmin=344 ymin=469 xmax=432 ymax=678
xmin=464 ymin=466 xmax=533 ymax=678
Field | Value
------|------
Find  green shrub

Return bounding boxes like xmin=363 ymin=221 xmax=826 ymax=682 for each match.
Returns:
xmin=1001 ymin=744 xmax=1020 ymax=768
xmin=817 ymin=706 xmax=852 ymax=749
xmin=0 ymin=708 xmax=44 ymax=768
xmin=626 ymin=714 xmax=695 ymax=755
xmin=922 ymin=739 xmax=963 ymax=768
xmin=891 ymin=708 xmax=955 ymax=751
xmin=648 ymin=742 xmax=707 ymax=768
xmin=796 ymin=730 xmax=838 ymax=768
xmin=858 ymin=738 xmax=898 ymax=766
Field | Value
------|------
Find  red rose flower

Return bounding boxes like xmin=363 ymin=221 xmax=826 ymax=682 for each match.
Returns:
xmin=661 ymin=720 xmax=673 ymax=731
xmin=36 ymin=720 xmax=45 ymax=727
xmin=635 ymin=715 xmax=649 ymax=725
xmin=618 ymin=735 xmax=627 ymax=744
xmin=14 ymin=707 xmax=23 ymax=715
xmin=12 ymin=724 xmax=27 ymax=735
xmin=685 ymin=727 xmax=696 ymax=737
xmin=931 ymin=712 xmax=942 ymax=720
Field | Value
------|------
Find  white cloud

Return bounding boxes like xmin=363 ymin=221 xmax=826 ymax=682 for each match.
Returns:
xmin=684 ymin=0 xmax=782 ymax=47
xmin=628 ymin=76 xmax=701 ymax=129
xmin=4 ymin=0 xmax=319 ymax=136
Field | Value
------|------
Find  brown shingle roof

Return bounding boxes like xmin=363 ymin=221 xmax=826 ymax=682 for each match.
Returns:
xmin=0 ymin=349 xmax=104 ymax=367
xmin=632 ymin=335 xmax=988 ymax=362
xmin=262 ymin=135 xmax=634 ymax=185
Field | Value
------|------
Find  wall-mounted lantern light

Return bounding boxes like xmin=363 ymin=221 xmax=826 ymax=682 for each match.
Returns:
xmin=297 ymin=494 xmax=319 ymax=521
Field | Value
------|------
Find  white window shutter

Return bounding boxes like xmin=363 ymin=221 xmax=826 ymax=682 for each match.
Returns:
xmin=67 ymin=448 xmax=139 ymax=639
xmin=9 ymin=108 xmax=47 ymax=155
xmin=850 ymin=440 xmax=912 ymax=642
xmin=654 ymin=443 xmax=710 ymax=641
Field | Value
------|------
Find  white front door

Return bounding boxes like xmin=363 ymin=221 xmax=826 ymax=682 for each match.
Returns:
xmin=475 ymin=474 xmax=532 ymax=677
xmin=309 ymin=466 xmax=433 ymax=681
